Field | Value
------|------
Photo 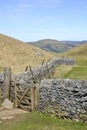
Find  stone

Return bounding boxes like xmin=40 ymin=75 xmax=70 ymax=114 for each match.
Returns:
xmin=2 ymin=99 xmax=14 ymax=109
xmin=39 ymin=79 xmax=87 ymax=122
xmin=1 ymin=116 xmax=14 ymax=120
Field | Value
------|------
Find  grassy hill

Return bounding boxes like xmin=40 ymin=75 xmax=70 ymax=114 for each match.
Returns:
xmin=61 ymin=43 xmax=87 ymax=66
xmin=0 ymin=34 xmax=53 ymax=73
xmin=62 ymin=43 xmax=87 ymax=56
xmin=27 ymin=39 xmax=76 ymax=53
xmin=59 ymin=43 xmax=87 ymax=79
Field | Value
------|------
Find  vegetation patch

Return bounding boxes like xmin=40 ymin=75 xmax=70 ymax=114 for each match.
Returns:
xmin=52 ymin=65 xmax=73 ymax=78
xmin=0 ymin=112 xmax=87 ymax=130
xmin=64 ymin=66 xmax=87 ymax=80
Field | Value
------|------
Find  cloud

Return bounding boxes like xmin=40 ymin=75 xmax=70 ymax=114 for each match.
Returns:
xmin=0 ymin=0 xmax=63 ymax=15
xmin=0 ymin=0 xmax=63 ymax=24
xmin=35 ymin=0 xmax=63 ymax=4
xmin=29 ymin=0 xmax=63 ymax=8
xmin=3 ymin=0 xmax=63 ymax=10
xmin=0 ymin=0 xmax=64 ymax=35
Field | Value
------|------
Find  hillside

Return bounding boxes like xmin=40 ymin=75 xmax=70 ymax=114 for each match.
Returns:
xmin=62 ymin=43 xmax=87 ymax=57
xmin=59 ymin=43 xmax=87 ymax=79
xmin=0 ymin=34 xmax=53 ymax=73
xmin=61 ymin=43 xmax=87 ymax=66
xmin=27 ymin=39 xmax=76 ymax=53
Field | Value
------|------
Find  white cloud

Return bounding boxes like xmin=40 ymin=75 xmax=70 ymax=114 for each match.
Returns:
xmin=29 ymin=0 xmax=63 ymax=8
xmin=35 ymin=0 xmax=63 ymax=4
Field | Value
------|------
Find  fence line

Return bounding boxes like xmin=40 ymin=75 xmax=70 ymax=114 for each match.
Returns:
xmin=0 ymin=58 xmax=75 ymax=110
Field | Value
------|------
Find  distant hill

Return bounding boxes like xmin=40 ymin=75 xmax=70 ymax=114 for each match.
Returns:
xmin=62 ymin=43 xmax=87 ymax=56
xmin=27 ymin=39 xmax=77 ymax=53
xmin=61 ymin=40 xmax=87 ymax=45
xmin=0 ymin=34 xmax=53 ymax=73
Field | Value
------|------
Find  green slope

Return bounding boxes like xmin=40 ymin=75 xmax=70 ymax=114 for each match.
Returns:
xmin=59 ymin=43 xmax=87 ymax=79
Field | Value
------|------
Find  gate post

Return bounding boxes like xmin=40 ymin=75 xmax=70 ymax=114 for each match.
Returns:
xmin=3 ymin=67 xmax=11 ymax=101
xmin=30 ymin=84 xmax=39 ymax=111
xmin=34 ymin=84 xmax=39 ymax=110
xmin=30 ymin=86 xmax=34 ymax=111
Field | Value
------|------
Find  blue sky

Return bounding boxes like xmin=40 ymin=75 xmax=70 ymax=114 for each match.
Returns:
xmin=0 ymin=0 xmax=87 ymax=41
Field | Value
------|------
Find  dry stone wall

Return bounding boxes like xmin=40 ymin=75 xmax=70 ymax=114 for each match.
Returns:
xmin=38 ymin=79 xmax=87 ymax=122
xmin=0 ymin=58 xmax=75 ymax=102
xmin=17 ymin=58 xmax=75 ymax=86
xmin=0 ymin=58 xmax=87 ymax=122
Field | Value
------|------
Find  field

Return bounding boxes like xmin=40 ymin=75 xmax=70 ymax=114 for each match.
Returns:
xmin=53 ymin=42 xmax=87 ymax=80
xmin=64 ymin=66 xmax=87 ymax=79
xmin=0 ymin=112 xmax=87 ymax=130
xmin=50 ymin=55 xmax=87 ymax=80
xmin=60 ymin=56 xmax=87 ymax=80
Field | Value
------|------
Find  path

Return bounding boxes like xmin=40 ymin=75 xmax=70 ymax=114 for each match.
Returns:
xmin=0 ymin=107 xmax=28 ymax=122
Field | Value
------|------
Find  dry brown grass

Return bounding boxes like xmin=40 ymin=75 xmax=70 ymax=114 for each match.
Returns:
xmin=61 ymin=43 xmax=87 ymax=56
xmin=0 ymin=34 xmax=53 ymax=73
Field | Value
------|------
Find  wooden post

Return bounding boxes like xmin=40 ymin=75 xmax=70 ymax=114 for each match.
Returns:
xmin=42 ymin=60 xmax=44 ymax=65
xmin=25 ymin=66 xmax=28 ymax=71
xmin=3 ymin=67 xmax=11 ymax=101
xmin=15 ymin=83 xmax=18 ymax=107
xmin=34 ymin=84 xmax=39 ymax=110
xmin=0 ymin=87 xmax=2 ymax=105
xmin=30 ymin=86 xmax=35 ymax=111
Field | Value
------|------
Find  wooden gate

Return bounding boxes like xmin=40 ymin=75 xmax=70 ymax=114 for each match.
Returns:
xmin=15 ymin=83 xmax=39 ymax=111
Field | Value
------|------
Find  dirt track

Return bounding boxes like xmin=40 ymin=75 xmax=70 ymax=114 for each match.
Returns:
xmin=0 ymin=107 xmax=28 ymax=120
